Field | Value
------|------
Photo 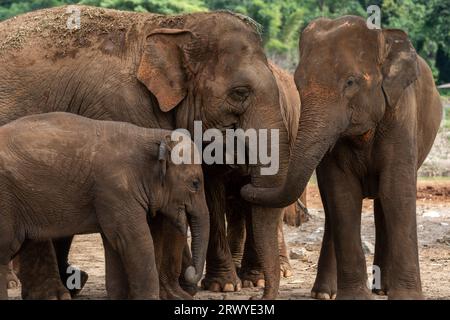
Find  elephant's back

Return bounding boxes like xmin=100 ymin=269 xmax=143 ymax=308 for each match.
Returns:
xmin=0 ymin=5 xmax=156 ymax=59
xmin=0 ymin=112 xmax=98 ymax=167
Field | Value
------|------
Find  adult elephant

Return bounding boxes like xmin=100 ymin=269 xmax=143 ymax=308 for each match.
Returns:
xmin=242 ymin=16 xmax=443 ymax=299
xmin=0 ymin=6 xmax=289 ymax=299
xmin=225 ymin=63 xmax=307 ymax=285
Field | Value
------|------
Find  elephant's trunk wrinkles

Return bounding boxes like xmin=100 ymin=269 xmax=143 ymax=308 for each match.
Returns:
xmin=184 ymin=209 xmax=209 ymax=285
xmin=243 ymin=105 xmax=339 ymax=208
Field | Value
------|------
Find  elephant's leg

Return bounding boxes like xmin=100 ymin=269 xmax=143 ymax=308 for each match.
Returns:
xmin=278 ymin=215 xmax=293 ymax=278
xmin=226 ymin=197 xmax=246 ymax=271
xmin=283 ymin=189 xmax=308 ymax=227
xmin=251 ymin=206 xmax=283 ymax=299
xmin=202 ymin=178 xmax=241 ymax=293
xmin=151 ymin=215 xmax=192 ymax=300
xmin=240 ymin=209 xmax=265 ymax=288
xmin=318 ymin=161 xmax=371 ymax=300
xmin=0 ymin=264 xmax=8 ymax=299
xmin=372 ymin=198 xmax=389 ymax=296
xmin=379 ymin=166 xmax=422 ymax=300
xmin=311 ymin=175 xmax=337 ymax=300
xmin=101 ymin=234 xmax=128 ymax=299
xmin=240 ymin=212 xmax=292 ymax=286
xmin=98 ymin=203 xmax=159 ymax=300
xmin=6 ymin=261 xmax=19 ymax=289
xmin=53 ymin=237 xmax=88 ymax=297
xmin=18 ymin=240 xmax=71 ymax=300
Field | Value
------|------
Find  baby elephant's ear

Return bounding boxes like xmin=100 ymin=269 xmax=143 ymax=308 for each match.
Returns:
xmin=380 ymin=29 xmax=420 ymax=108
xmin=158 ymin=139 xmax=170 ymax=182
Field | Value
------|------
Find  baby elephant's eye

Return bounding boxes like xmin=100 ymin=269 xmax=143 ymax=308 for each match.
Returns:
xmin=192 ymin=179 xmax=200 ymax=190
xmin=346 ymin=77 xmax=355 ymax=87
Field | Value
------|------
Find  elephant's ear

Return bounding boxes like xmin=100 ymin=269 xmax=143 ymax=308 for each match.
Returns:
xmin=137 ymin=29 xmax=199 ymax=112
xmin=158 ymin=137 xmax=172 ymax=183
xmin=380 ymin=29 xmax=419 ymax=108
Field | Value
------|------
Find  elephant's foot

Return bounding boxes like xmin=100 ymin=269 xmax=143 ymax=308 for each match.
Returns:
xmin=160 ymin=279 xmax=193 ymax=300
xmin=336 ymin=287 xmax=373 ymax=300
xmin=372 ymin=286 xmax=388 ymax=296
xmin=280 ymin=255 xmax=293 ymax=278
xmin=311 ymin=275 xmax=337 ymax=300
xmin=179 ymin=279 xmax=199 ymax=297
xmin=22 ymin=276 xmax=71 ymax=300
xmin=201 ymin=269 xmax=242 ymax=292
xmin=239 ymin=269 xmax=265 ymax=288
xmin=387 ymin=289 xmax=423 ymax=300
xmin=6 ymin=268 xmax=19 ymax=289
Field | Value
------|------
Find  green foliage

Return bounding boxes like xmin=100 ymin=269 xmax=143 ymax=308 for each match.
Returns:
xmin=0 ymin=0 xmax=449 ymax=82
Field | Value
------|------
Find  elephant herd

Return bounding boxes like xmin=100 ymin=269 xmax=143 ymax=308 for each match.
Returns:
xmin=0 ymin=6 xmax=443 ymax=300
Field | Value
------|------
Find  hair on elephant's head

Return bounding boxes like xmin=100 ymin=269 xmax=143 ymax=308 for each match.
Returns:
xmin=241 ymin=15 xmax=420 ymax=207
xmin=137 ymin=12 xmax=290 ymax=185
xmin=155 ymin=134 xmax=209 ymax=285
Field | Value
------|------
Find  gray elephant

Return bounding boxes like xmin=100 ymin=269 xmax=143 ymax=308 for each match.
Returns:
xmin=0 ymin=112 xmax=209 ymax=300
xmin=242 ymin=16 xmax=443 ymax=299
xmin=0 ymin=6 xmax=289 ymax=299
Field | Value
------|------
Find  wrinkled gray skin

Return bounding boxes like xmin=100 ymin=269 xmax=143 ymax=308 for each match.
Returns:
xmin=242 ymin=16 xmax=443 ymax=299
xmin=0 ymin=113 xmax=209 ymax=300
xmin=0 ymin=6 xmax=289 ymax=299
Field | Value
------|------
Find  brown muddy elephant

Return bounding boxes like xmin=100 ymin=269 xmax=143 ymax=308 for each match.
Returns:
xmin=242 ymin=16 xmax=443 ymax=299
xmin=225 ymin=63 xmax=308 ymax=286
xmin=0 ymin=6 xmax=289 ymax=299
xmin=0 ymin=112 xmax=209 ymax=300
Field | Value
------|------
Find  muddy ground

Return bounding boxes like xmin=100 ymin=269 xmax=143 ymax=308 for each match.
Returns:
xmin=8 ymin=179 xmax=450 ymax=300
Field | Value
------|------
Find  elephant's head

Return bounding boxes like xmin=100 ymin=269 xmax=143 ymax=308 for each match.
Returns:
xmin=156 ymin=136 xmax=209 ymax=285
xmin=241 ymin=16 xmax=419 ymax=207
xmin=137 ymin=12 xmax=289 ymax=186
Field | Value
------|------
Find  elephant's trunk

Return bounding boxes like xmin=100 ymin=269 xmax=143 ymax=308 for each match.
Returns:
xmin=184 ymin=206 xmax=210 ymax=285
xmin=242 ymin=103 xmax=341 ymax=208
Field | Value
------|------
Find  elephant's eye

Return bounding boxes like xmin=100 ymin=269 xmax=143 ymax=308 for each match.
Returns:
xmin=229 ymin=86 xmax=250 ymax=101
xmin=345 ymin=77 xmax=356 ymax=88
xmin=191 ymin=179 xmax=200 ymax=191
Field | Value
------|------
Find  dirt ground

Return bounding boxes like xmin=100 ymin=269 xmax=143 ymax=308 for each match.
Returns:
xmin=8 ymin=179 xmax=450 ymax=300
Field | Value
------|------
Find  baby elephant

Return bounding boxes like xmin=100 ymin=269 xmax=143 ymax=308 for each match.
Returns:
xmin=0 ymin=112 xmax=209 ymax=299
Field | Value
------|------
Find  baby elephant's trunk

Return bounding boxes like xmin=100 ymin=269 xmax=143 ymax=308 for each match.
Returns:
xmin=184 ymin=207 xmax=210 ymax=285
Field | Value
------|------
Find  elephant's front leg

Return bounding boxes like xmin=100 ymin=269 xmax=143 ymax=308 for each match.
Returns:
xmin=226 ymin=199 xmax=247 ymax=272
xmin=251 ymin=206 xmax=283 ymax=299
xmin=379 ymin=160 xmax=422 ymax=299
xmin=150 ymin=215 xmax=192 ymax=300
xmin=102 ymin=234 xmax=128 ymax=299
xmin=311 ymin=181 xmax=337 ymax=300
xmin=240 ymin=212 xmax=292 ymax=288
xmin=18 ymin=240 xmax=71 ymax=300
xmin=202 ymin=178 xmax=241 ymax=293
xmin=372 ymin=198 xmax=389 ymax=296
xmin=104 ymin=228 xmax=159 ymax=299
xmin=317 ymin=160 xmax=371 ymax=300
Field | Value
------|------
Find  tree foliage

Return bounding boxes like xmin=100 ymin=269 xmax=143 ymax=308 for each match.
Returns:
xmin=0 ymin=0 xmax=449 ymax=82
